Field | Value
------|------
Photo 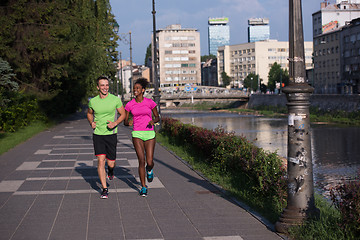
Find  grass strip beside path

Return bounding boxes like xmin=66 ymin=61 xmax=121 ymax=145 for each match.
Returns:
xmin=0 ymin=121 xmax=52 ymax=155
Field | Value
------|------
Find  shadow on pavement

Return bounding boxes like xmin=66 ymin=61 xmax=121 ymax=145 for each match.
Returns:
xmin=75 ymin=163 xmax=101 ymax=193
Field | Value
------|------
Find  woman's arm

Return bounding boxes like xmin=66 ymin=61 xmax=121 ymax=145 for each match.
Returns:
xmin=148 ymin=107 xmax=160 ymax=126
xmin=124 ymin=110 xmax=132 ymax=126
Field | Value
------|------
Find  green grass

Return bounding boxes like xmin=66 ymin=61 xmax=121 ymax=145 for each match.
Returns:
xmin=156 ymin=132 xmax=354 ymax=240
xmin=287 ymin=194 xmax=352 ymax=240
xmin=0 ymin=121 xmax=53 ymax=155
xmin=156 ymin=132 xmax=282 ymax=223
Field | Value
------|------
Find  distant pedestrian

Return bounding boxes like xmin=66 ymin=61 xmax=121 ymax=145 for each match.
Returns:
xmin=87 ymin=76 xmax=125 ymax=199
xmin=124 ymin=78 xmax=160 ymax=197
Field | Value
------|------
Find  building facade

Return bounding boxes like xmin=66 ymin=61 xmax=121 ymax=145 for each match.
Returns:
xmin=248 ymin=18 xmax=270 ymax=43
xmin=201 ymin=58 xmax=218 ymax=86
xmin=217 ymin=40 xmax=313 ymax=88
xmin=340 ymin=17 xmax=360 ymax=94
xmin=312 ymin=0 xmax=360 ymax=94
xmin=154 ymin=24 xmax=201 ymax=88
xmin=312 ymin=0 xmax=360 ymax=38
xmin=313 ymin=28 xmax=341 ymax=94
xmin=208 ymin=17 xmax=230 ymax=56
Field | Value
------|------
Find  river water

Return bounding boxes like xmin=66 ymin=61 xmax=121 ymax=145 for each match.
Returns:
xmin=162 ymin=109 xmax=360 ymax=197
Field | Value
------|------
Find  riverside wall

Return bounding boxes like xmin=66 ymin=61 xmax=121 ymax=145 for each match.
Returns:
xmin=247 ymin=94 xmax=360 ymax=112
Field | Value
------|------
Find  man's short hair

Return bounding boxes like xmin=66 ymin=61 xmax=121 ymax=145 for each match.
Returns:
xmin=96 ymin=76 xmax=109 ymax=85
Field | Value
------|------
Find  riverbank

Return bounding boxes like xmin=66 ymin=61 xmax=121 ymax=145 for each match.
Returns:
xmin=157 ymin=117 xmax=359 ymax=240
xmin=177 ymin=101 xmax=360 ymax=126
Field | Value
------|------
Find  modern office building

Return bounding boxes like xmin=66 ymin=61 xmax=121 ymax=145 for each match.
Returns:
xmin=312 ymin=0 xmax=360 ymax=38
xmin=154 ymin=24 xmax=201 ymax=88
xmin=208 ymin=17 xmax=230 ymax=56
xmin=248 ymin=18 xmax=270 ymax=43
xmin=217 ymin=40 xmax=313 ymax=88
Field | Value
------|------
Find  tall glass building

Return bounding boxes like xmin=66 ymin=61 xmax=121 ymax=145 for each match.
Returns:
xmin=208 ymin=17 xmax=230 ymax=56
xmin=248 ymin=18 xmax=270 ymax=42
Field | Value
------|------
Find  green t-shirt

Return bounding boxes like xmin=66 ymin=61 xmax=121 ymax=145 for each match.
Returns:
xmin=88 ymin=94 xmax=123 ymax=135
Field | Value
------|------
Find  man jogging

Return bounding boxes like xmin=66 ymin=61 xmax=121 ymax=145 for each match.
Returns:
xmin=87 ymin=76 xmax=125 ymax=199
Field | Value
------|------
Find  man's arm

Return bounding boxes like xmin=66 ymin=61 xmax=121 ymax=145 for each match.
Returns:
xmin=107 ymin=106 xmax=125 ymax=129
xmin=87 ymin=108 xmax=96 ymax=129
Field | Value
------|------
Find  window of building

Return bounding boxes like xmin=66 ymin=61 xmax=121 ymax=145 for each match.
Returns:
xmin=351 ymin=34 xmax=356 ymax=43
xmin=189 ymin=50 xmax=195 ymax=54
xmin=344 ymin=35 xmax=350 ymax=43
xmin=165 ymin=50 xmax=172 ymax=54
xmin=181 ymin=64 xmax=188 ymax=67
xmin=344 ymin=50 xmax=350 ymax=57
xmin=189 ymin=63 xmax=196 ymax=67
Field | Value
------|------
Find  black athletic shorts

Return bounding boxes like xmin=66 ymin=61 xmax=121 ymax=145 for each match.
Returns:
xmin=93 ymin=134 xmax=117 ymax=161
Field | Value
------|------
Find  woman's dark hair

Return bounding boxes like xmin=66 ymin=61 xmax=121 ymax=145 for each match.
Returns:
xmin=134 ymin=78 xmax=149 ymax=89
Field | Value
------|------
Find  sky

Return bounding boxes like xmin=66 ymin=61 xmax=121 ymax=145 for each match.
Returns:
xmin=109 ymin=0 xmax=323 ymax=65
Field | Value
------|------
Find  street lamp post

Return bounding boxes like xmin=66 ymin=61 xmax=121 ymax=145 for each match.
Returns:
xmin=275 ymin=0 xmax=319 ymax=233
xmin=113 ymin=23 xmax=133 ymax=100
xmin=152 ymin=0 xmax=161 ymax=121
xmin=119 ymin=51 xmax=124 ymax=103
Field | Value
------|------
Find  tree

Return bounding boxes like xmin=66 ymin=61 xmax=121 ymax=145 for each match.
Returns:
xmin=267 ymin=62 xmax=289 ymax=92
xmin=221 ymin=72 xmax=231 ymax=87
xmin=201 ymin=54 xmax=216 ymax=62
xmin=0 ymin=57 xmax=17 ymax=107
xmin=0 ymin=0 xmax=118 ymax=115
xmin=243 ymin=73 xmax=259 ymax=92
xmin=144 ymin=43 xmax=152 ymax=66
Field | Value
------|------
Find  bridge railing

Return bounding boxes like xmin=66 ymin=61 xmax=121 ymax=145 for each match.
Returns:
xmin=122 ymin=86 xmax=250 ymax=101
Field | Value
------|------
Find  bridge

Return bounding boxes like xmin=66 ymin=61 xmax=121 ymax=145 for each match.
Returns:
xmin=123 ymin=86 xmax=250 ymax=107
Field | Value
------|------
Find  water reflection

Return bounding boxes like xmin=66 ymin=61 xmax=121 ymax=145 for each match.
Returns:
xmin=163 ymin=109 xmax=360 ymax=197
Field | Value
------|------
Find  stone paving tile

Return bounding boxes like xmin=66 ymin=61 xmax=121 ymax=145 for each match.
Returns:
xmin=0 ymin=117 xmax=283 ymax=240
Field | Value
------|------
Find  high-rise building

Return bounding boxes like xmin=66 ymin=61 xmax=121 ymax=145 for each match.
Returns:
xmin=217 ymin=40 xmax=313 ymax=88
xmin=208 ymin=17 xmax=230 ymax=56
xmin=248 ymin=18 xmax=270 ymax=43
xmin=153 ymin=24 xmax=201 ymax=88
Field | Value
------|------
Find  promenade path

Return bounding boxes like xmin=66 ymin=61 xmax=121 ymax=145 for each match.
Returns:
xmin=0 ymin=113 xmax=284 ymax=240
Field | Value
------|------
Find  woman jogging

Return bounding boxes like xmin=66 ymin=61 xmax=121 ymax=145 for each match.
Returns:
xmin=124 ymin=78 xmax=160 ymax=197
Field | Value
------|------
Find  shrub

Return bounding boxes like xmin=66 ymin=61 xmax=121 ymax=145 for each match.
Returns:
xmin=0 ymin=92 xmax=46 ymax=132
xmin=330 ymin=174 xmax=360 ymax=238
xmin=161 ymin=117 xmax=287 ymax=211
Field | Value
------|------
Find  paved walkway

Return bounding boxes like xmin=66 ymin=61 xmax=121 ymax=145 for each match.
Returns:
xmin=0 ymin=113 xmax=284 ymax=240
